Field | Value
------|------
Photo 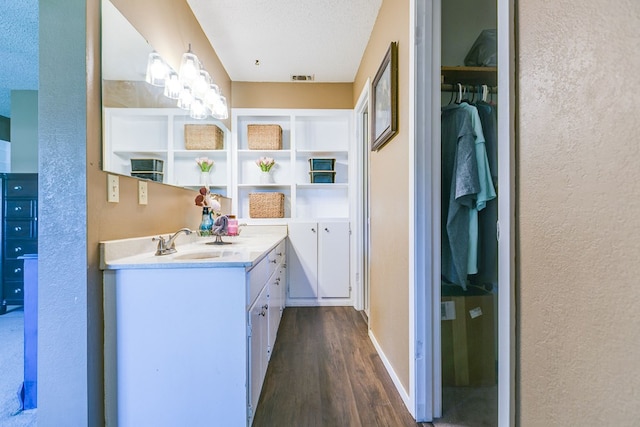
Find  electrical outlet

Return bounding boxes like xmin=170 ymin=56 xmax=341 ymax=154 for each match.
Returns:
xmin=107 ymin=174 xmax=119 ymax=203
xmin=138 ymin=180 xmax=148 ymax=205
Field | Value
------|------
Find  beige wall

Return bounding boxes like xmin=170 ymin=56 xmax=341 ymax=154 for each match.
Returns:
xmin=354 ymin=0 xmax=411 ymax=392
xmin=232 ymin=82 xmax=353 ymax=109
xmin=517 ymin=0 xmax=640 ymax=424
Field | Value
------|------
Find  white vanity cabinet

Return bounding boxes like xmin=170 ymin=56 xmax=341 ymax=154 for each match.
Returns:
xmin=287 ymin=221 xmax=350 ymax=304
xmin=102 ymin=229 xmax=287 ymax=427
xmin=245 ymin=239 xmax=287 ymax=424
xmin=248 ymin=283 xmax=269 ymax=420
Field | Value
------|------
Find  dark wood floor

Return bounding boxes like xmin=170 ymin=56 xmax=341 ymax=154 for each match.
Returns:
xmin=253 ymin=306 xmax=431 ymax=427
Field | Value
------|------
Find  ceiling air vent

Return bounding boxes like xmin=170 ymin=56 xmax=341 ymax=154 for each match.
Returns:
xmin=291 ymin=75 xmax=314 ymax=81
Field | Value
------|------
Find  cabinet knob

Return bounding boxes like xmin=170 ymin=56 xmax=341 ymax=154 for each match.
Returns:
xmin=13 ymin=185 xmax=22 ymax=191
xmin=276 ymin=252 xmax=283 ymax=256
xmin=14 ymin=288 xmax=22 ymax=294
xmin=14 ymin=267 xmax=22 ymax=274
xmin=14 ymin=247 xmax=22 ymax=253
xmin=270 ymin=259 xmax=277 ymax=264
xmin=311 ymin=228 xmax=316 ymax=233
xmin=324 ymin=228 xmax=329 ymax=232
xmin=14 ymin=206 xmax=22 ymax=212
xmin=14 ymin=226 xmax=22 ymax=232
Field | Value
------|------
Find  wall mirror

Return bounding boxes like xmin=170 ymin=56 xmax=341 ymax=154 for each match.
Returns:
xmin=101 ymin=0 xmax=230 ymax=191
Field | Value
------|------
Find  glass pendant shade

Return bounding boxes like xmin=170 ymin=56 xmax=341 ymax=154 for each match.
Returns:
xmin=163 ymin=71 xmax=181 ymax=99
xmin=212 ymin=95 xmax=229 ymax=120
xmin=192 ymin=70 xmax=211 ymax=100
xmin=145 ymin=52 xmax=168 ymax=86
xmin=178 ymin=48 xmax=201 ymax=87
xmin=189 ymin=98 xmax=209 ymax=120
xmin=177 ymin=86 xmax=194 ymax=110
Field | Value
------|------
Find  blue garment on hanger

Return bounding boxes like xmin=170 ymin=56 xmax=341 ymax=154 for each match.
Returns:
xmin=441 ymin=106 xmax=479 ymax=288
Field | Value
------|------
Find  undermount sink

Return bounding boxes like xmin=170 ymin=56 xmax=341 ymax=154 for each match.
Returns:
xmin=173 ymin=251 xmax=223 ymax=260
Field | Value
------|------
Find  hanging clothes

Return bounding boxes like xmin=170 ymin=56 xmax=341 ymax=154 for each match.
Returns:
xmin=441 ymin=106 xmax=478 ymax=288
xmin=459 ymin=102 xmax=496 ymax=275
xmin=474 ymin=100 xmax=498 ymax=288
xmin=441 ymin=101 xmax=496 ymax=290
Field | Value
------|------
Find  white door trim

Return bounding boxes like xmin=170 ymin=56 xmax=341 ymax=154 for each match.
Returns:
xmin=354 ymin=80 xmax=370 ymax=313
xmin=412 ymin=0 xmax=515 ymax=424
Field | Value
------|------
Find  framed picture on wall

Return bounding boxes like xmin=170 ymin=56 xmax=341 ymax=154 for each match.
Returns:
xmin=371 ymin=41 xmax=398 ymax=151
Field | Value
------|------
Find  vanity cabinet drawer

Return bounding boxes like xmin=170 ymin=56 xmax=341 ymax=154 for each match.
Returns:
xmin=5 ymin=220 xmax=34 ymax=238
xmin=6 ymin=179 xmax=38 ymax=197
xmin=5 ymin=241 xmax=38 ymax=259
xmin=5 ymin=200 xmax=35 ymax=218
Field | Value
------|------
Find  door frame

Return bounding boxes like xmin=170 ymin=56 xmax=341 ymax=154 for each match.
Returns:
xmin=354 ymin=80 xmax=370 ymax=316
xmin=412 ymin=0 xmax=516 ymax=424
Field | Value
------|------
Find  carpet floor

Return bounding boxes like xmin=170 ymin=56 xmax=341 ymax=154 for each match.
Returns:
xmin=0 ymin=306 xmax=36 ymax=427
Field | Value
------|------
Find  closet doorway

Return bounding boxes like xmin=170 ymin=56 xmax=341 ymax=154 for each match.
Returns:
xmin=413 ymin=0 xmax=514 ymax=425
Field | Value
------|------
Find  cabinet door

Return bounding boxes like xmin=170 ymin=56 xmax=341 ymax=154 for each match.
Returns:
xmin=318 ymin=222 xmax=350 ymax=298
xmin=248 ymin=286 xmax=269 ymax=416
xmin=287 ymin=222 xmax=318 ymax=298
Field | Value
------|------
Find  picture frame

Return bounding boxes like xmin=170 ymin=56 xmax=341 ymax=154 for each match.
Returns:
xmin=371 ymin=41 xmax=398 ymax=151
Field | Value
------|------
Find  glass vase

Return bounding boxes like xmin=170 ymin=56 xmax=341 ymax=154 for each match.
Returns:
xmin=259 ymin=170 xmax=273 ymax=184
xmin=200 ymin=171 xmax=211 ymax=189
xmin=199 ymin=206 xmax=213 ymax=236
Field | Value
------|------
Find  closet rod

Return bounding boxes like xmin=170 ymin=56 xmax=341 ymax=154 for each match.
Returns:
xmin=441 ymin=83 xmax=498 ymax=93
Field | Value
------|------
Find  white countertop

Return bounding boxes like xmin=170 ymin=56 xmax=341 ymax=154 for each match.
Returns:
xmin=100 ymin=225 xmax=288 ymax=270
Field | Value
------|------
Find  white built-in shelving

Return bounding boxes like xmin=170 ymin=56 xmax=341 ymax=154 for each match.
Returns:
xmin=103 ymin=107 xmax=232 ymax=195
xmin=231 ymin=108 xmax=353 ymax=222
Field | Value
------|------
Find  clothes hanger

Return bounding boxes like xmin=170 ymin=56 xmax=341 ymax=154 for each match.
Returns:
xmin=482 ymin=84 xmax=489 ymax=103
xmin=456 ymin=83 xmax=463 ymax=104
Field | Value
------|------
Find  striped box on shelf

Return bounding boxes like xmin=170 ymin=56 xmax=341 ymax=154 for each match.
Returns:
xmin=247 ymin=124 xmax=282 ymax=150
xmin=249 ymin=192 xmax=285 ymax=218
xmin=184 ymin=124 xmax=224 ymax=150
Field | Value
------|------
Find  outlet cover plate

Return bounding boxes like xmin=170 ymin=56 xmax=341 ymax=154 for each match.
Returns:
xmin=138 ymin=180 xmax=148 ymax=205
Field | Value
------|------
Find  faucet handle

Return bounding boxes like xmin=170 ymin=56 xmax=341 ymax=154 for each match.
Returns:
xmin=152 ymin=236 xmax=167 ymax=254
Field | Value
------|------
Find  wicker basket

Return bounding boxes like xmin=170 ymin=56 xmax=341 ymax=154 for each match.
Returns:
xmin=249 ymin=192 xmax=285 ymax=218
xmin=184 ymin=124 xmax=224 ymax=150
xmin=247 ymin=124 xmax=282 ymax=150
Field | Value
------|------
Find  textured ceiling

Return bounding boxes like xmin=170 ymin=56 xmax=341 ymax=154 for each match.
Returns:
xmin=0 ymin=0 xmax=38 ymax=118
xmin=186 ymin=0 xmax=382 ymax=82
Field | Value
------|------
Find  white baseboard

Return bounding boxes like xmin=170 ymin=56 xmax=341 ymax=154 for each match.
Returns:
xmin=368 ymin=330 xmax=413 ymax=416
xmin=285 ymin=298 xmax=354 ymax=307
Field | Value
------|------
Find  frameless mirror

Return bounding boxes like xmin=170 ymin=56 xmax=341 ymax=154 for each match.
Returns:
xmin=101 ymin=0 xmax=229 ymax=190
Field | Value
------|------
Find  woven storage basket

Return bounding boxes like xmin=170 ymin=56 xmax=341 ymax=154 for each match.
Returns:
xmin=249 ymin=192 xmax=285 ymax=218
xmin=184 ymin=124 xmax=224 ymax=150
xmin=247 ymin=124 xmax=282 ymax=150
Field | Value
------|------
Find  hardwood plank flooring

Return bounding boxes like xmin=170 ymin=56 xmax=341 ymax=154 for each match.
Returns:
xmin=253 ymin=306 xmax=431 ymax=427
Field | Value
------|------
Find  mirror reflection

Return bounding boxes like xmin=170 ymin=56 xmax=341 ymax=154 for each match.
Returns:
xmin=101 ymin=0 xmax=229 ymax=190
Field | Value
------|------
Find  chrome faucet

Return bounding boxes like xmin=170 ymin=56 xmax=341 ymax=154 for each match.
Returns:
xmin=153 ymin=228 xmax=193 ymax=256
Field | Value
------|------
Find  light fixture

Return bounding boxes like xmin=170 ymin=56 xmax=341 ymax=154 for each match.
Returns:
xmin=178 ymin=44 xmax=201 ymax=87
xmin=192 ymin=70 xmax=211 ymax=100
xmin=145 ymin=45 xmax=229 ymax=120
xmin=145 ymin=51 xmax=168 ymax=86
xmin=163 ymin=71 xmax=181 ymax=99
xmin=189 ymin=98 xmax=209 ymax=120
xmin=177 ymin=86 xmax=194 ymax=110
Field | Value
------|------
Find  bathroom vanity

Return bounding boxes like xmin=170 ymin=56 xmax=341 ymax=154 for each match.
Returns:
xmin=101 ymin=226 xmax=287 ymax=427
